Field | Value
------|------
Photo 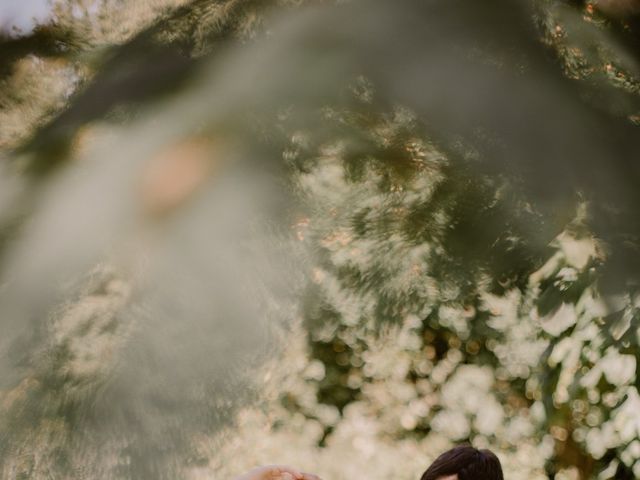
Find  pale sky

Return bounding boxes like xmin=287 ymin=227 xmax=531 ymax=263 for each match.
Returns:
xmin=0 ymin=0 xmax=53 ymax=35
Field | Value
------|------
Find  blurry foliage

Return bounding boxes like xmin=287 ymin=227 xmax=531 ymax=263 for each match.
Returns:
xmin=1 ymin=1 xmax=640 ymax=480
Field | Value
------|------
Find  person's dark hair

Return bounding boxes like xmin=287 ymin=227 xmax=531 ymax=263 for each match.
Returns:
xmin=420 ymin=445 xmax=504 ymax=480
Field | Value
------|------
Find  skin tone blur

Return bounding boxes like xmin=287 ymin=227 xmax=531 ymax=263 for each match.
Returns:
xmin=235 ymin=465 xmax=321 ymax=480
xmin=235 ymin=466 xmax=459 ymax=480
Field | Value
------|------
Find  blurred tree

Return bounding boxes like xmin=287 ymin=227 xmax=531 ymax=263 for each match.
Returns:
xmin=0 ymin=1 xmax=639 ymax=479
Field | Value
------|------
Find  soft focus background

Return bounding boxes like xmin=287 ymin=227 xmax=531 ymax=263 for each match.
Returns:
xmin=1 ymin=1 xmax=640 ymax=479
